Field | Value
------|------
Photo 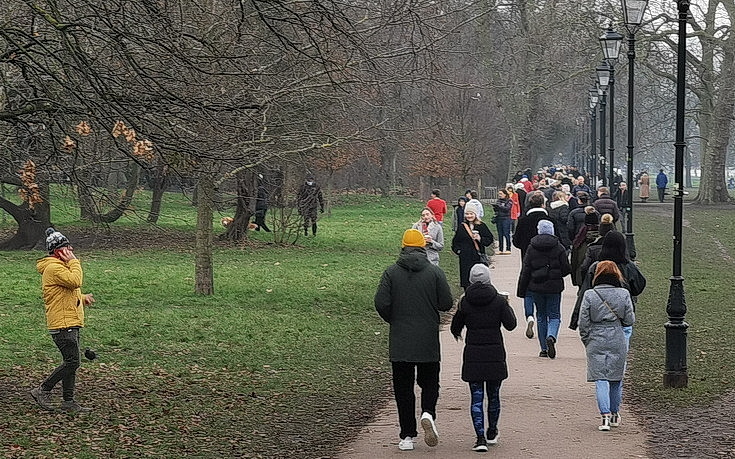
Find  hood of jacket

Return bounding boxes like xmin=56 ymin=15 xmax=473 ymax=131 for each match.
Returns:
xmin=550 ymin=200 xmax=568 ymax=210
xmin=37 ymin=255 xmax=62 ymax=274
xmin=396 ymin=247 xmax=430 ymax=272
xmin=529 ymin=233 xmax=560 ymax=251
xmin=464 ymin=282 xmax=499 ymax=307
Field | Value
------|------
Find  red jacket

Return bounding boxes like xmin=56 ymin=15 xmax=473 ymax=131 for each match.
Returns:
xmin=426 ymin=198 xmax=447 ymax=222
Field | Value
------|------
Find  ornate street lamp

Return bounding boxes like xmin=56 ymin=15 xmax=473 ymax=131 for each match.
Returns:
xmin=600 ymin=26 xmax=624 ymax=190
xmin=589 ymin=89 xmax=599 ymax=186
xmin=621 ymin=0 xmax=649 ymax=260
xmin=596 ymin=62 xmax=610 ymax=187
xmin=664 ymin=0 xmax=690 ymax=389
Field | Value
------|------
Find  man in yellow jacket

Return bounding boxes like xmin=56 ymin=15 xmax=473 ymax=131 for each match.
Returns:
xmin=31 ymin=228 xmax=95 ymax=413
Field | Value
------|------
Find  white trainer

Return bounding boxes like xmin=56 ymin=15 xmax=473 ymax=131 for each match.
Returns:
xmin=398 ymin=437 xmax=415 ymax=451
xmin=420 ymin=412 xmax=438 ymax=447
xmin=525 ymin=316 xmax=535 ymax=339
xmin=599 ymin=414 xmax=611 ymax=431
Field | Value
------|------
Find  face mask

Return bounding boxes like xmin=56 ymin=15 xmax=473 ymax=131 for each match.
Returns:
xmin=306 ymin=181 xmax=314 ymax=186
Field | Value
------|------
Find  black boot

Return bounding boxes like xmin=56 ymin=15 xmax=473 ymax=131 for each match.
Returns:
xmin=312 ymin=223 xmax=318 ymax=235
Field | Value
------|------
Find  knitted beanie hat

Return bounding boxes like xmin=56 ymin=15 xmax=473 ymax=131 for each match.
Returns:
xmin=537 ymin=219 xmax=554 ymax=235
xmin=469 ymin=264 xmax=492 ymax=285
xmin=401 ymin=229 xmax=426 ymax=248
xmin=464 ymin=202 xmax=480 ymax=217
xmin=599 ymin=213 xmax=615 ymax=236
xmin=45 ymin=227 xmax=70 ymax=254
xmin=584 ymin=206 xmax=599 ymax=225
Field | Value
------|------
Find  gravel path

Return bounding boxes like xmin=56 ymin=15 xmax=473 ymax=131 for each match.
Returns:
xmin=338 ymin=249 xmax=650 ymax=458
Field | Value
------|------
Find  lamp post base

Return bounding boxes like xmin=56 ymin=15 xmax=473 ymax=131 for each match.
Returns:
xmin=663 ymin=320 xmax=689 ymax=388
xmin=625 ymin=231 xmax=636 ymax=260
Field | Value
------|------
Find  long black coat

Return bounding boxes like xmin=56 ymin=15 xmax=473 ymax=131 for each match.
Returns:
xmin=452 ymin=221 xmax=494 ymax=288
xmin=512 ymin=210 xmax=552 ymax=260
xmin=450 ymin=283 xmax=517 ymax=382
xmin=375 ymin=247 xmax=454 ymax=362
xmin=517 ymin=234 xmax=571 ymax=297
xmin=548 ymin=202 xmax=571 ymax=249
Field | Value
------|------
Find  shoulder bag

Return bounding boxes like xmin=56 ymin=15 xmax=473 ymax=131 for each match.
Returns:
xmin=463 ymin=223 xmax=489 ymax=266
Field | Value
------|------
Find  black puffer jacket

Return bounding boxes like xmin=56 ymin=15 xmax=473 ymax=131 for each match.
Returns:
xmin=517 ymin=234 xmax=571 ymax=297
xmin=593 ymin=196 xmax=620 ymax=222
xmin=375 ymin=247 xmax=454 ymax=362
xmin=450 ymin=282 xmax=517 ymax=382
xmin=548 ymin=202 xmax=571 ymax=249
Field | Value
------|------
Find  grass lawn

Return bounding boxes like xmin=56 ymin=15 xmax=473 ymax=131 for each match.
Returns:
xmin=0 ymin=191 xmax=462 ymax=458
xmin=2 ymin=185 xmax=733 ymax=456
xmin=628 ymin=201 xmax=735 ymax=409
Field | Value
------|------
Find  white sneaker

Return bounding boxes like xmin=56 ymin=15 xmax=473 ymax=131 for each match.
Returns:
xmin=398 ymin=437 xmax=415 ymax=451
xmin=420 ymin=412 xmax=439 ymax=447
xmin=525 ymin=316 xmax=535 ymax=339
xmin=599 ymin=414 xmax=611 ymax=431
xmin=610 ymin=412 xmax=621 ymax=427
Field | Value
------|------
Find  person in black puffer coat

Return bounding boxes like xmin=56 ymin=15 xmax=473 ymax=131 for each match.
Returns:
xmin=592 ymin=186 xmax=620 ymax=223
xmin=566 ymin=192 xmax=591 ymax=243
xmin=548 ymin=191 xmax=571 ymax=251
xmin=451 ymin=264 xmax=517 ymax=451
xmin=517 ymin=220 xmax=571 ymax=359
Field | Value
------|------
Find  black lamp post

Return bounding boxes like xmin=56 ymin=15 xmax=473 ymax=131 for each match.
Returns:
xmin=664 ymin=0 xmax=690 ymax=389
xmin=600 ymin=25 xmax=624 ymax=190
xmin=622 ymin=0 xmax=649 ymax=260
xmin=596 ymin=63 xmax=610 ymax=187
xmin=589 ymin=89 xmax=599 ymax=186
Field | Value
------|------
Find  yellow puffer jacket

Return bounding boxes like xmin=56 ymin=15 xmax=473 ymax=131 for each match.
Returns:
xmin=36 ymin=257 xmax=85 ymax=330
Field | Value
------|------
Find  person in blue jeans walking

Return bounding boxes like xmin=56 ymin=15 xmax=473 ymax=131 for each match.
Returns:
xmin=578 ymin=261 xmax=635 ymax=431
xmin=517 ymin=220 xmax=571 ymax=358
xmin=451 ymin=264 xmax=517 ymax=452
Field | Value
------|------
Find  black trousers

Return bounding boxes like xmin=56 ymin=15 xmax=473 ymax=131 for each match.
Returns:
xmin=42 ymin=328 xmax=81 ymax=401
xmin=391 ymin=361 xmax=440 ymax=439
xmin=658 ymin=187 xmax=665 ymax=202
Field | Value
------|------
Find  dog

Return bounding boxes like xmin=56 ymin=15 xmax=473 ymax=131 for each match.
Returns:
xmin=220 ymin=217 xmax=259 ymax=231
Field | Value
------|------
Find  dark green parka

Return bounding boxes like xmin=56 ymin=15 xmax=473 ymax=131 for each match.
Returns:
xmin=375 ymin=247 xmax=453 ymax=362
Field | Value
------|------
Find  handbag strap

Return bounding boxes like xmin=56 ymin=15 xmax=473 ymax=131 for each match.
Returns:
xmin=463 ymin=223 xmax=480 ymax=251
xmin=593 ymin=289 xmax=622 ymax=321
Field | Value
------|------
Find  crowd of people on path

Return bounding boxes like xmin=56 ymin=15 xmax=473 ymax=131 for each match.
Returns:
xmin=374 ymin=165 xmax=649 ymax=453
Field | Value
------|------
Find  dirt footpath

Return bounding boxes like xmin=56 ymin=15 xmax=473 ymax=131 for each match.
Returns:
xmin=338 ymin=250 xmax=650 ymax=458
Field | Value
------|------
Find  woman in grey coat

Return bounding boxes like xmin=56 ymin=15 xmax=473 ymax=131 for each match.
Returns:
xmin=578 ymin=261 xmax=635 ymax=432
xmin=412 ymin=208 xmax=445 ymax=266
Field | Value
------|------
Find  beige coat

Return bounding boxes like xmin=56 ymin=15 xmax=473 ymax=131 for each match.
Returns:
xmin=638 ymin=174 xmax=650 ymax=199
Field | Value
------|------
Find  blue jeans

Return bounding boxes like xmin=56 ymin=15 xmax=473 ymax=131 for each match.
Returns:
xmin=524 ymin=296 xmax=535 ymax=320
xmin=530 ymin=291 xmax=561 ymax=350
xmin=595 ymin=380 xmax=622 ymax=414
xmin=469 ymin=381 xmax=502 ymax=437
xmin=495 ymin=218 xmax=512 ymax=252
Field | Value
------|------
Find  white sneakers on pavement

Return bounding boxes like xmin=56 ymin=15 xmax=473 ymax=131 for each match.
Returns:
xmin=398 ymin=437 xmax=415 ymax=450
xmin=525 ymin=316 xmax=535 ymax=339
xmin=420 ymin=412 xmax=439 ymax=447
xmin=599 ymin=414 xmax=611 ymax=431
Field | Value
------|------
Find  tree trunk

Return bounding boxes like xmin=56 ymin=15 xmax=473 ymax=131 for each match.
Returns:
xmin=218 ymin=170 xmax=254 ymax=242
xmin=195 ymin=175 xmax=214 ymax=295
xmin=147 ymin=165 xmax=171 ymax=223
xmin=695 ymin=44 xmax=735 ymax=204
xmin=75 ymin=161 xmax=142 ymax=222
xmin=0 ymin=180 xmax=51 ymax=250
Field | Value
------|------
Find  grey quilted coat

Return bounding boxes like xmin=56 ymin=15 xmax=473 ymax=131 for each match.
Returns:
xmin=578 ymin=284 xmax=635 ymax=382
